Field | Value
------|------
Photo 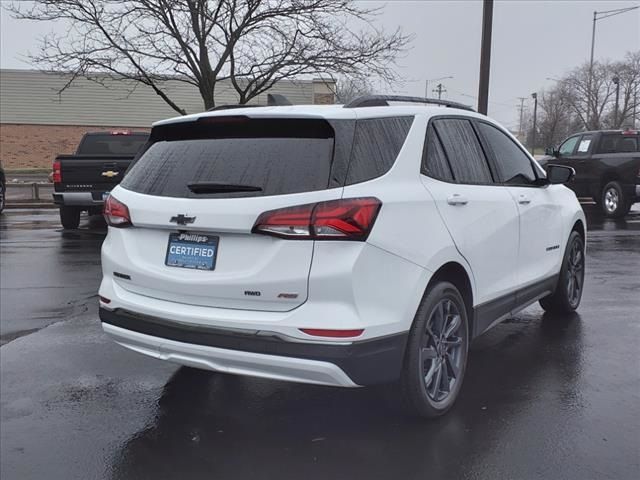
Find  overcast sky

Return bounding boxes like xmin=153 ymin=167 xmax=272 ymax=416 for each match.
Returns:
xmin=1 ymin=0 xmax=639 ymax=128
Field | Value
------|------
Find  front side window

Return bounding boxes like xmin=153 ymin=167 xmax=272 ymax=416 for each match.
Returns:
xmin=558 ymin=136 xmax=579 ymax=156
xmin=476 ymin=122 xmax=537 ymax=185
xmin=432 ymin=118 xmax=493 ymax=184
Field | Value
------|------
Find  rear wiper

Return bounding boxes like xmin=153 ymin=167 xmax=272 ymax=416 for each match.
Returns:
xmin=187 ymin=182 xmax=263 ymax=194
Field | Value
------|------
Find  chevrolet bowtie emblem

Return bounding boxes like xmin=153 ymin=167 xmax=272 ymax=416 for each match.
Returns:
xmin=170 ymin=214 xmax=196 ymax=226
xmin=101 ymin=170 xmax=119 ymax=178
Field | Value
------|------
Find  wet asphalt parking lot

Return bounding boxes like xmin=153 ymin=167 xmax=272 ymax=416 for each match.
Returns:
xmin=1 ymin=206 xmax=639 ymax=480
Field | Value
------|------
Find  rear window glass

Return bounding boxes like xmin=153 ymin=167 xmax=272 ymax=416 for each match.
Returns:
xmin=78 ymin=134 xmax=148 ymax=155
xmin=422 ymin=125 xmax=454 ymax=181
xmin=120 ymin=118 xmax=335 ymax=198
xmin=596 ymin=134 xmax=639 ymax=154
xmin=345 ymin=116 xmax=414 ymax=185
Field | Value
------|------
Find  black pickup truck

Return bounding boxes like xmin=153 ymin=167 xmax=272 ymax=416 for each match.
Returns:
xmin=52 ymin=131 xmax=148 ymax=228
xmin=540 ymin=129 xmax=640 ymax=217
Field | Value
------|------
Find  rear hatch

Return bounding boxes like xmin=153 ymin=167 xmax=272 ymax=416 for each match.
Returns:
xmin=111 ymin=116 xmax=344 ymax=312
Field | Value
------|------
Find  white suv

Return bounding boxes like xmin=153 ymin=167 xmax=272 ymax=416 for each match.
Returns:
xmin=99 ymin=96 xmax=586 ymax=417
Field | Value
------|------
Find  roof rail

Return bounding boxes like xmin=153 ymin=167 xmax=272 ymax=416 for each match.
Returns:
xmin=207 ymin=93 xmax=292 ymax=111
xmin=344 ymin=95 xmax=475 ymax=112
xmin=208 ymin=104 xmax=260 ymax=111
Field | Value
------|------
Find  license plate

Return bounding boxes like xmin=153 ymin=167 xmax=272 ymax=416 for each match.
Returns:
xmin=165 ymin=233 xmax=219 ymax=271
xmin=102 ymin=192 xmax=110 ymax=201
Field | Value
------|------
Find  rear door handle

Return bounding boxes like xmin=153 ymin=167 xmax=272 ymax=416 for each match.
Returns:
xmin=518 ymin=195 xmax=531 ymax=205
xmin=447 ymin=194 xmax=469 ymax=206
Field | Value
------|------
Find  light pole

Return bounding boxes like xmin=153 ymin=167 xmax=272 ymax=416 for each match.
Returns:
xmin=612 ymin=76 xmax=620 ymax=127
xmin=587 ymin=5 xmax=639 ymax=127
xmin=425 ymin=76 xmax=453 ymax=98
xmin=477 ymin=0 xmax=494 ymax=114
xmin=531 ymin=92 xmax=538 ymax=154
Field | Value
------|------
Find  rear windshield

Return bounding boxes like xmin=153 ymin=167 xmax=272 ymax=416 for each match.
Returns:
xmin=78 ymin=134 xmax=149 ymax=155
xmin=120 ymin=118 xmax=335 ymax=198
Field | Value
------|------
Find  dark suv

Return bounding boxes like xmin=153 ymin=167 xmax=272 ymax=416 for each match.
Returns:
xmin=542 ymin=129 xmax=640 ymax=217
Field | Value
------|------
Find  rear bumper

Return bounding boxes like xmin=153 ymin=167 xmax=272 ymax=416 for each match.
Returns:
xmin=53 ymin=191 xmax=105 ymax=207
xmin=100 ymin=307 xmax=408 ymax=387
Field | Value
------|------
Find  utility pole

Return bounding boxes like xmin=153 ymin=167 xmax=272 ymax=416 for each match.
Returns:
xmin=612 ymin=76 xmax=620 ymax=128
xmin=531 ymin=92 xmax=538 ymax=154
xmin=477 ymin=0 xmax=494 ymax=114
xmin=433 ymin=83 xmax=447 ymax=100
xmin=517 ymin=97 xmax=527 ymax=139
xmin=425 ymin=76 xmax=453 ymax=98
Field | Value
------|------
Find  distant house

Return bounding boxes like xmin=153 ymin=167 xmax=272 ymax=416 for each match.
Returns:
xmin=0 ymin=69 xmax=335 ymax=169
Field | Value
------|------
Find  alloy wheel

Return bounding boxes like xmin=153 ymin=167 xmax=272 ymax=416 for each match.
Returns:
xmin=566 ymin=240 xmax=584 ymax=308
xmin=604 ymin=188 xmax=619 ymax=214
xmin=420 ymin=299 xmax=464 ymax=402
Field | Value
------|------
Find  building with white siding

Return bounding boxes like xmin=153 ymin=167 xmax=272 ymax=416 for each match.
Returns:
xmin=0 ymin=69 xmax=335 ymax=169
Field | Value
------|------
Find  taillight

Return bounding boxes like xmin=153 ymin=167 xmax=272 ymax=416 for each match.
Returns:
xmin=52 ymin=161 xmax=62 ymax=183
xmin=252 ymin=197 xmax=381 ymax=241
xmin=103 ymin=195 xmax=132 ymax=227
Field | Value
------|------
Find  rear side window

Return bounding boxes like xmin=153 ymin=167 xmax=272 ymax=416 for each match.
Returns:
xmin=596 ymin=134 xmax=639 ymax=154
xmin=121 ymin=118 xmax=334 ymax=198
xmin=433 ymin=119 xmax=493 ymax=184
xmin=576 ymin=134 xmax=593 ymax=155
xmin=476 ymin=122 xmax=537 ymax=185
xmin=78 ymin=134 xmax=148 ymax=155
xmin=422 ymin=126 xmax=454 ymax=182
xmin=345 ymin=116 xmax=414 ymax=185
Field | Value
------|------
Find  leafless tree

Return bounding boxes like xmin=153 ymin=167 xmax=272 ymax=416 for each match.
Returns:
xmin=8 ymin=0 xmax=411 ymax=114
xmin=333 ymin=76 xmax=374 ymax=104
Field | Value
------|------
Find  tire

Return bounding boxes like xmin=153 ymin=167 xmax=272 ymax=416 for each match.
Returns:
xmin=400 ymin=281 xmax=469 ymax=418
xmin=60 ymin=206 xmax=81 ymax=229
xmin=539 ymin=231 xmax=585 ymax=314
xmin=601 ymin=181 xmax=630 ymax=218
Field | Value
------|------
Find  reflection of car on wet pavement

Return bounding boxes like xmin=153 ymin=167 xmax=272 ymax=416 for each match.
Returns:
xmin=0 ymin=165 xmax=5 ymax=213
xmin=539 ymin=129 xmax=640 ymax=218
xmin=52 ymin=131 xmax=148 ymax=229
xmin=98 ymin=96 xmax=585 ymax=418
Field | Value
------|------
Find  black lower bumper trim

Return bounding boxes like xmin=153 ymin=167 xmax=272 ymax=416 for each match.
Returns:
xmin=100 ymin=307 xmax=408 ymax=386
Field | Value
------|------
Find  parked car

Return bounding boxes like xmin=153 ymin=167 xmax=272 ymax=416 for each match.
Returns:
xmin=98 ymin=96 xmax=585 ymax=418
xmin=540 ymin=129 xmax=640 ymax=217
xmin=52 ymin=131 xmax=149 ymax=229
xmin=0 ymin=165 xmax=5 ymax=213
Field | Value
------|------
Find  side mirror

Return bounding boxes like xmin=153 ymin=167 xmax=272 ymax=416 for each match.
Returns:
xmin=546 ymin=164 xmax=574 ymax=184
xmin=545 ymin=146 xmax=559 ymax=157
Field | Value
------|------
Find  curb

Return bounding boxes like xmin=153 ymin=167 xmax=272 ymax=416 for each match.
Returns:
xmin=5 ymin=202 xmax=57 ymax=209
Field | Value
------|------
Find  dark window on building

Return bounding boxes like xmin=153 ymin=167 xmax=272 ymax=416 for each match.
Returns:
xmin=476 ymin=122 xmax=537 ymax=185
xmin=422 ymin=125 xmax=454 ymax=182
xmin=433 ymin=119 xmax=493 ymax=184
xmin=121 ymin=118 xmax=335 ymax=198
xmin=345 ymin=116 xmax=414 ymax=185
xmin=596 ymin=134 xmax=639 ymax=154
xmin=78 ymin=133 xmax=148 ymax=155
